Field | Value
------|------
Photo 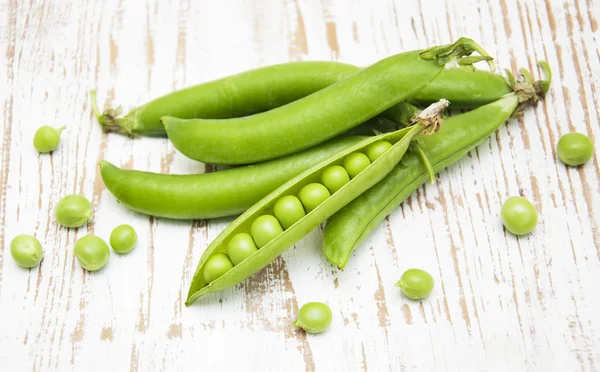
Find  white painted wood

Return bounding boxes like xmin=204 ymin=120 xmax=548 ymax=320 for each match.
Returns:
xmin=1 ymin=0 xmax=599 ymax=371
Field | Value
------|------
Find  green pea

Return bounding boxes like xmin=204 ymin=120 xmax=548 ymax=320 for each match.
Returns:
xmin=74 ymin=235 xmax=110 ymax=271
xmin=227 ymin=233 xmax=258 ymax=265
xmin=365 ymin=140 xmax=393 ymax=162
xmin=395 ymin=268 xmax=434 ymax=300
xmin=33 ymin=126 xmax=65 ymax=153
xmin=10 ymin=235 xmax=44 ymax=268
xmin=293 ymin=302 xmax=332 ymax=334
xmin=343 ymin=152 xmax=371 ymax=178
xmin=110 ymin=224 xmax=137 ymax=253
xmin=320 ymin=165 xmax=350 ymax=194
xmin=557 ymin=132 xmax=594 ymax=166
xmin=501 ymin=196 xmax=538 ymax=235
xmin=298 ymin=183 xmax=331 ymax=213
xmin=55 ymin=195 xmax=93 ymax=228
xmin=202 ymin=253 xmax=234 ymax=283
xmin=273 ymin=195 xmax=306 ymax=229
xmin=250 ymin=215 xmax=284 ymax=248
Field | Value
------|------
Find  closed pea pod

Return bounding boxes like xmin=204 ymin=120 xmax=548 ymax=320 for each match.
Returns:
xmin=186 ymin=102 xmax=447 ymax=305
xmin=93 ymin=59 xmax=509 ymax=137
xmin=322 ymin=63 xmax=552 ymax=269
xmin=100 ymin=136 xmax=365 ymax=220
xmin=164 ymin=38 xmax=493 ymax=164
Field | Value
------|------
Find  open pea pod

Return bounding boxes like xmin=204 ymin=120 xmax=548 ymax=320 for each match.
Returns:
xmin=185 ymin=103 xmax=447 ymax=305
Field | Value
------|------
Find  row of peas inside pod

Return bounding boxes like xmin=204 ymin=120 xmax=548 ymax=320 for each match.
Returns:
xmin=201 ymin=141 xmax=393 ymax=284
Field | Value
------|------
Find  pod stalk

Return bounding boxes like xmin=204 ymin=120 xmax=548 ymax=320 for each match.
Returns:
xmin=410 ymin=98 xmax=450 ymax=134
xmin=90 ymin=90 xmax=135 ymax=136
xmin=420 ymin=37 xmax=496 ymax=71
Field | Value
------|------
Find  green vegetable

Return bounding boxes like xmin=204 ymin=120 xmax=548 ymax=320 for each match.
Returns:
xmin=343 ymin=153 xmax=371 ymax=178
xmin=395 ymin=269 xmax=434 ymax=300
xmin=33 ymin=126 xmax=65 ymax=153
xmin=365 ymin=141 xmax=393 ymax=162
xmin=273 ymin=195 xmax=306 ymax=230
xmin=250 ymin=215 xmax=284 ymax=248
xmin=109 ymin=224 xmax=137 ymax=253
xmin=293 ymin=302 xmax=332 ymax=334
xmin=93 ymin=58 xmax=510 ymax=137
xmin=74 ymin=235 xmax=110 ymax=271
xmin=186 ymin=103 xmax=445 ymax=304
xmin=557 ymin=132 xmax=594 ymax=166
xmin=10 ymin=235 xmax=44 ymax=268
xmin=100 ymin=136 xmax=365 ymax=220
xmin=323 ymin=62 xmax=551 ymax=269
xmin=55 ymin=195 xmax=93 ymax=228
xmin=163 ymin=38 xmax=491 ymax=164
xmin=298 ymin=183 xmax=331 ymax=213
xmin=202 ymin=253 xmax=234 ymax=283
xmin=501 ymin=196 xmax=538 ymax=235
xmin=319 ymin=165 xmax=350 ymax=194
xmin=226 ymin=233 xmax=258 ymax=265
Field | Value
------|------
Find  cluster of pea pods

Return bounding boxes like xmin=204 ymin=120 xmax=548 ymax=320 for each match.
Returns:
xmin=20 ymin=37 xmax=571 ymax=334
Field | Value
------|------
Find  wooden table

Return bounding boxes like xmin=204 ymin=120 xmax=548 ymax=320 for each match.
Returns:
xmin=1 ymin=0 xmax=598 ymax=371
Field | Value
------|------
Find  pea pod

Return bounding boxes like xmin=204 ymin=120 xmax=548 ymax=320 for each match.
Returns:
xmin=322 ymin=63 xmax=552 ymax=269
xmin=163 ymin=38 xmax=492 ymax=165
xmin=93 ymin=61 xmax=507 ymax=137
xmin=185 ymin=103 xmax=448 ymax=304
xmin=100 ymin=136 xmax=366 ymax=219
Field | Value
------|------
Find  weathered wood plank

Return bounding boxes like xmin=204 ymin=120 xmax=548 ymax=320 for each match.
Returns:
xmin=0 ymin=0 xmax=598 ymax=371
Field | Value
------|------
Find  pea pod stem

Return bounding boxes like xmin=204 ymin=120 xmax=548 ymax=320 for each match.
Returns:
xmin=186 ymin=101 xmax=447 ymax=304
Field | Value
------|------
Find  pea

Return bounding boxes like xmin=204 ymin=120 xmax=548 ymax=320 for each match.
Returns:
xmin=293 ymin=302 xmax=332 ymax=334
xmin=298 ymin=183 xmax=331 ymax=213
xmin=33 ymin=126 xmax=65 ymax=153
xmin=557 ymin=132 xmax=594 ymax=166
xmin=74 ymin=235 xmax=110 ymax=271
xmin=10 ymin=235 xmax=44 ymax=268
xmin=320 ymin=165 xmax=350 ymax=194
xmin=365 ymin=140 xmax=393 ymax=162
xmin=250 ymin=215 xmax=284 ymax=248
xmin=343 ymin=152 xmax=371 ymax=178
xmin=55 ymin=195 xmax=93 ymax=228
xmin=227 ymin=233 xmax=258 ymax=265
xmin=203 ymin=253 xmax=234 ymax=283
xmin=501 ymin=196 xmax=538 ymax=235
xmin=273 ymin=195 xmax=306 ymax=229
xmin=395 ymin=268 xmax=434 ymax=300
xmin=110 ymin=224 xmax=137 ymax=253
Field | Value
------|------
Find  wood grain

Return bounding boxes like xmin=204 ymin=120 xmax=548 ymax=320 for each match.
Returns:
xmin=0 ymin=0 xmax=599 ymax=371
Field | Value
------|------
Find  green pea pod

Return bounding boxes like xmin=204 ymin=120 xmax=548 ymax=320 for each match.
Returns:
xmin=99 ymin=136 xmax=366 ymax=219
xmin=163 ymin=38 xmax=491 ymax=165
xmin=186 ymin=105 xmax=447 ymax=304
xmin=93 ymin=62 xmax=508 ymax=137
xmin=322 ymin=93 xmax=531 ymax=269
